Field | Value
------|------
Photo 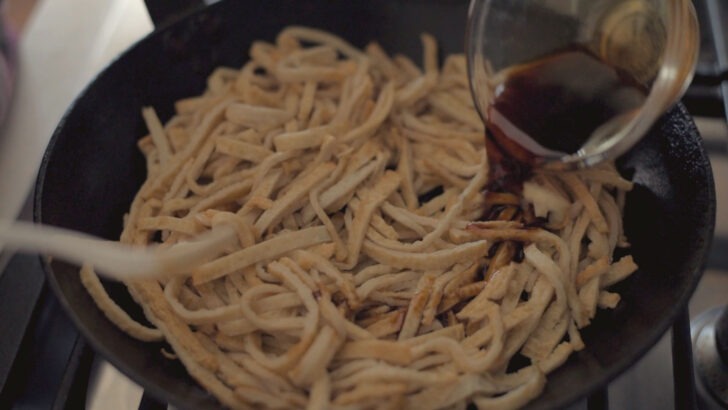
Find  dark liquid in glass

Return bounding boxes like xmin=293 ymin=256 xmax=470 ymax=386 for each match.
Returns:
xmin=483 ymin=45 xmax=647 ymax=192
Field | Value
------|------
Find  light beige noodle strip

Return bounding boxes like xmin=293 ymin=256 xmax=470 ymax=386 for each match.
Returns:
xmin=192 ymin=226 xmax=331 ymax=285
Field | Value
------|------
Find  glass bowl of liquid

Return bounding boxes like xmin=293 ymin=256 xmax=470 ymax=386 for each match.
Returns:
xmin=466 ymin=0 xmax=699 ymax=173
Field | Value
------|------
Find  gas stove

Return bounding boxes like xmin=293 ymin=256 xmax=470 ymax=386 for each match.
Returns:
xmin=0 ymin=1 xmax=727 ymax=409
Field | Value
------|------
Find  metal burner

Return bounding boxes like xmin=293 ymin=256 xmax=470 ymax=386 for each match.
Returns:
xmin=692 ymin=306 xmax=728 ymax=409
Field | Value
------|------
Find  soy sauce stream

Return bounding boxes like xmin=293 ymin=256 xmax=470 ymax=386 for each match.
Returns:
xmin=479 ymin=45 xmax=649 ymax=267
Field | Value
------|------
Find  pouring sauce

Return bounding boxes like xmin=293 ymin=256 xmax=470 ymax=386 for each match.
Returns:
xmin=483 ymin=44 xmax=648 ymax=192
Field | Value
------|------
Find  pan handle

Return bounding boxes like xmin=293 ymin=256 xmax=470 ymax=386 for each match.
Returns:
xmin=143 ymin=0 xmax=206 ymax=28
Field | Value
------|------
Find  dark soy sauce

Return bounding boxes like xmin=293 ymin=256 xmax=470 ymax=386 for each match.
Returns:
xmin=483 ymin=44 xmax=648 ymax=192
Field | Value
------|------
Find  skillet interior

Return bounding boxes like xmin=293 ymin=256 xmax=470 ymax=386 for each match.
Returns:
xmin=34 ymin=1 xmax=716 ymax=409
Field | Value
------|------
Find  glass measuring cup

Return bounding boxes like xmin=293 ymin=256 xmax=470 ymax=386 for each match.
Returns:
xmin=466 ymin=0 xmax=699 ymax=171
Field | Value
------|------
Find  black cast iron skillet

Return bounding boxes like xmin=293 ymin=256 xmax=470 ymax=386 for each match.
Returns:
xmin=33 ymin=1 xmax=716 ymax=409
